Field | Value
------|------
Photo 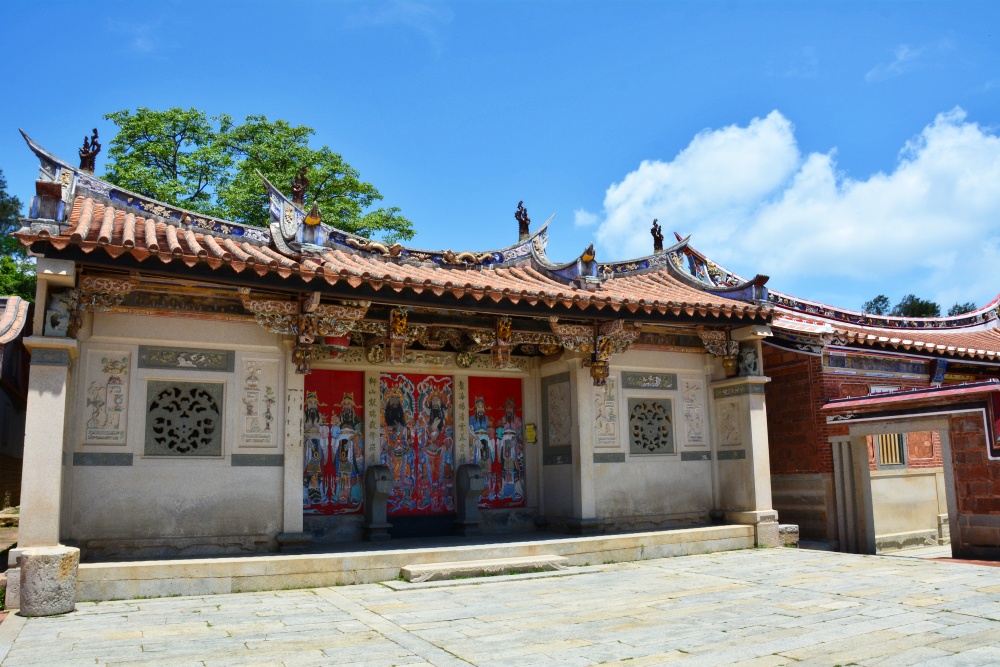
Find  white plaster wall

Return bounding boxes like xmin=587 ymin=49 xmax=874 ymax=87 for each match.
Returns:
xmin=595 ymin=459 xmax=712 ymax=519
xmin=593 ymin=350 xmax=714 ymax=523
xmin=871 ymin=468 xmax=944 ymax=538
xmin=65 ymin=312 xmax=286 ymax=551
xmin=68 ymin=465 xmax=282 ymax=540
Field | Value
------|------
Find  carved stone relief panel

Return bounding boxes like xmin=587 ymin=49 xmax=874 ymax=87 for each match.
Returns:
xmin=541 ymin=373 xmax=572 ymax=465
xmin=681 ymin=379 xmax=705 ymax=446
xmin=238 ymin=359 xmax=279 ymax=447
xmin=138 ymin=346 xmax=235 ymax=373
xmin=84 ymin=351 xmax=131 ymax=445
xmin=627 ymin=398 xmax=675 ymax=455
xmin=594 ymin=376 xmax=618 ymax=447
xmin=144 ymin=381 xmax=224 ymax=457
xmin=717 ymin=399 xmax=742 ymax=446
xmin=547 ymin=382 xmax=572 ymax=447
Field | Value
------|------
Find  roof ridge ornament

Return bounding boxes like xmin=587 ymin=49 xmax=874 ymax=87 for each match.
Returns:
xmin=516 ymin=201 xmax=530 ymax=241
xmin=291 ymin=166 xmax=309 ymax=207
xmin=78 ymin=129 xmax=101 ymax=173
xmin=651 ymin=219 xmax=664 ymax=254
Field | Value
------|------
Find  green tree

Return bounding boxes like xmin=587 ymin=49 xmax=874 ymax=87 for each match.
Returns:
xmin=948 ymin=301 xmax=977 ymax=316
xmin=103 ymin=108 xmax=415 ymax=243
xmin=0 ymin=168 xmax=35 ymax=301
xmin=891 ymin=294 xmax=941 ymax=318
xmin=862 ymin=294 xmax=891 ymax=315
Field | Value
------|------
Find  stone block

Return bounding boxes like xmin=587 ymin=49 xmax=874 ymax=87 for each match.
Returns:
xmin=454 ymin=464 xmax=485 ymax=536
xmin=363 ymin=464 xmax=392 ymax=541
xmin=6 ymin=565 xmax=19 ymax=610
xmin=755 ymin=520 xmax=781 ymax=548
xmin=19 ymin=546 xmax=80 ymax=616
xmin=778 ymin=523 xmax=799 ymax=547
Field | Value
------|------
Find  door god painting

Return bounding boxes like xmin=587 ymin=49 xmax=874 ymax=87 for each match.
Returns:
xmin=380 ymin=373 xmax=455 ymax=515
xmin=303 ymin=370 xmax=365 ymax=515
xmin=468 ymin=377 xmax=526 ymax=508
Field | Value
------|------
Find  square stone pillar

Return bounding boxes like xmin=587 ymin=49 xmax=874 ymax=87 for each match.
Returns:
xmin=281 ymin=344 xmax=305 ymax=535
xmin=20 ymin=337 xmax=77 ymax=548
xmin=568 ymin=357 xmax=597 ymax=532
xmin=711 ymin=375 xmax=779 ymax=546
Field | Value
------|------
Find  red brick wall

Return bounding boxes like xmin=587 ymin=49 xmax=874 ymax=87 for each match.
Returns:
xmin=949 ymin=413 xmax=1000 ymax=515
xmin=762 ymin=345 xmax=826 ymax=474
xmin=764 ymin=344 xmax=936 ymax=476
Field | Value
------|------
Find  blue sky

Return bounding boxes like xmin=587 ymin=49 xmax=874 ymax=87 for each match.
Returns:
xmin=2 ymin=1 xmax=999 ymax=312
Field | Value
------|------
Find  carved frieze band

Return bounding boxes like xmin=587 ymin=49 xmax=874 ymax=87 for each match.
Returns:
xmin=712 ymin=383 xmax=766 ymax=399
xmin=76 ymin=276 xmax=139 ymax=313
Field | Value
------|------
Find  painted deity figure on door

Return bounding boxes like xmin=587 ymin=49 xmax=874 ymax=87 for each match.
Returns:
xmin=380 ymin=373 xmax=455 ymax=515
xmin=468 ymin=377 xmax=526 ymax=509
xmin=303 ymin=370 xmax=365 ymax=515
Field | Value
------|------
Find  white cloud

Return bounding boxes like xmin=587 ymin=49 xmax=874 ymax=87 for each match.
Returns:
xmin=107 ymin=20 xmax=158 ymax=54
xmin=574 ymin=209 xmax=598 ymax=227
xmin=347 ymin=2 xmax=452 ymax=52
xmin=866 ymin=44 xmax=923 ymax=82
xmin=589 ymin=108 xmax=1000 ymax=308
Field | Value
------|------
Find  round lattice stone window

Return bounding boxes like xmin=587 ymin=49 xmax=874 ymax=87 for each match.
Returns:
xmin=628 ymin=400 xmax=672 ymax=453
xmin=146 ymin=383 xmax=223 ymax=456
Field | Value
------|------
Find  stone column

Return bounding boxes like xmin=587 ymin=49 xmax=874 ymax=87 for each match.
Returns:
xmin=711 ymin=375 xmax=779 ymax=546
xmin=568 ymin=356 xmax=597 ymax=533
xmin=277 ymin=343 xmax=307 ymax=550
xmin=19 ymin=337 xmax=77 ymax=548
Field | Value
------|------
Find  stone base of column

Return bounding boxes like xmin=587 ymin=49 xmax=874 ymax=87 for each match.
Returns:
xmin=566 ymin=517 xmax=602 ymax=535
xmin=725 ymin=510 xmax=781 ymax=547
xmin=275 ymin=532 xmax=312 ymax=553
xmin=364 ymin=522 xmax=392 ymax=542
xmin=19 ymin=546 xmax=79 ymax=617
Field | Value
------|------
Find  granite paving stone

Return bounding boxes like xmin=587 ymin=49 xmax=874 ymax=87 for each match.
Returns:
xmin=1 ymin=548 xmax=999 ymax=666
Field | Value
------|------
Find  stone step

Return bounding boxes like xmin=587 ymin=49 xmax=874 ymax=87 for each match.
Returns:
xmin=401 ymin=555 xmax=569 ymax=583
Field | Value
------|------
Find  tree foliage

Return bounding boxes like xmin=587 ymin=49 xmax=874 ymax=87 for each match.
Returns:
xmin=103 ymin=108 xmax=415 ymax=243
xmin=948 ymin=301 xmax=977 ymax=316
xmin=863 ymin=293 xmax=945 ymax=318
xmin=0 ymin=169 xmax=35 ymax=301
xmin=891 ymin=294 xmax=941 ymax=318
xmin=861 ymin=294 xmax=891 ymax=315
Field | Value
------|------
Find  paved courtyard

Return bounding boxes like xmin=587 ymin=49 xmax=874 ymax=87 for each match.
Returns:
xmin=0 ymin=548 xmax=998 ymax=666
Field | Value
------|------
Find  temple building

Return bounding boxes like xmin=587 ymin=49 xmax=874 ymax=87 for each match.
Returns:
xmin=7 ymin=133 xmax=787 ymax=605
xmin=8 ymin=131 xmax=999 ymax=608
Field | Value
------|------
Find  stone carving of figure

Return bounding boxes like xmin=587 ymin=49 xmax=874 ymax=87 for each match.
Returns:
xmin=739 ymin=343 xmax=760 ymax=376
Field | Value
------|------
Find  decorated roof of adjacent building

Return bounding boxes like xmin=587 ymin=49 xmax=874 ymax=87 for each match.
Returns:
xmin=655 ymin=229 xmax=1000 ymax=362
xmin=13 ymin=132 xmax=769 ymax=324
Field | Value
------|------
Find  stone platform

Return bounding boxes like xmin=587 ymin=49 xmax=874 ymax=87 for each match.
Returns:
xmin=75 ymin=524 xmax=753 ymax=602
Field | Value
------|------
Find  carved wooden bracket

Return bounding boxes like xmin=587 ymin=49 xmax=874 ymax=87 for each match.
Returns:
xmin=698 ymin=328 xmax=739 ymax=357
xmin=240 ymin=289 xmax=369 ymax=372
xmin=588 ymin=320 xmax=640 ymax=385
xmin=65 ymin=275 xmax=139 ymax=337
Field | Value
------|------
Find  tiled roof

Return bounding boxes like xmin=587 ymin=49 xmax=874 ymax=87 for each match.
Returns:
xmin=822 ymin=380 xmax=1000 ymax=412
xmin=0 ymin=296 xmax=29 ymax=345
xmin=16 ymin=196 xmax=769 ymax=320
xmin=772 ymin=307 xmax=1000 ymax=361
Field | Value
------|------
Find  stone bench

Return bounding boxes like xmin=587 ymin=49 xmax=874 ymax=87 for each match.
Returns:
xmin=400 ymin=555 xmax=569 ymax=583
